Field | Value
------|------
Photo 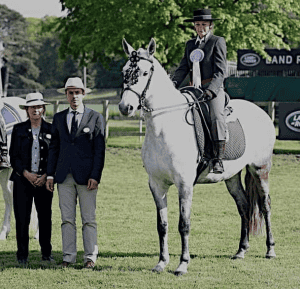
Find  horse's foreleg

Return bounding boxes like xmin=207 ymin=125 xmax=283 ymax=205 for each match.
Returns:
xmin=225 ymin=172 xmax=250 ymax=259
xmin=175 ymin=184 xmax=193 ymax=276
xmin=149 ymin=181 xmax=169 ymax=273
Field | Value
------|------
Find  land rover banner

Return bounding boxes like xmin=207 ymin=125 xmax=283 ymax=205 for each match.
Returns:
xmin=237 ymin=49 xmax=300 ymax=71
xmin=278 ymin=103 xmax=300 ymax=140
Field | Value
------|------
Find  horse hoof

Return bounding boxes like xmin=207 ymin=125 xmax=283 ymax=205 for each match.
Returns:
xmin=174 ymin=261 xmax=188 ymax=276
xmin=231 ymin=248 xmax=247 ymax=259
xmin=152 ymin=260 xmax=168 ymax=273
xmin=152 ymin=264 xmax=164 ymax=273
xmin=266 ymin=249 xmax=276 ymax=259
xmin=0 ymin=227 xmax=9 ymax=240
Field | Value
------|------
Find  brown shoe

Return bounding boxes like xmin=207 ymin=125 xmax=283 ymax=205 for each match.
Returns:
xmin=60 ymin=261 xmax=70 ymax=268
xmin=84 ymin=260 xmax=95 ymax=269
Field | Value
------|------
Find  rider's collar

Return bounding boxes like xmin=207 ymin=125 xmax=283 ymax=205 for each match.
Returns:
xmin=195 ymin=32 xmax=211 ymax=45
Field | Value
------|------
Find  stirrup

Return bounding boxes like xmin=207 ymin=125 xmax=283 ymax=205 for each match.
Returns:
xmin=213 ymin=159 xmax=224 ymax=174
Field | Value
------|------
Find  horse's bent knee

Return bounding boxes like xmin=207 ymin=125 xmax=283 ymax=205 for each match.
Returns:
xmin=178 ymin=219 xmax=190 ymax=235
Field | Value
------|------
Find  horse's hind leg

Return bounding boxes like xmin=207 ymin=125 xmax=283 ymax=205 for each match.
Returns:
xmin=0 ymin=169 xmax=13 ymax=240
xmin=225 ymin=171 xmax=250 ymax=259
xmin=149 ymin=179 xmax=170 ymax=272
xmin=247 ymin=164 xmax=276 ymax=258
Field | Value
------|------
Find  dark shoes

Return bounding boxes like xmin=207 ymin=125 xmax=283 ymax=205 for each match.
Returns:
xmin=17 ymin=259 xmax=28 ymax=265
xmin=59 ymin=260 xmax=95 ymax=269
xmin=84 ymin=260 xmax=95 ymax=269
xmin=60 ymin=261 xmax=70 ymax=268
xmin=42 ymin=255 xmax=55 ymax=263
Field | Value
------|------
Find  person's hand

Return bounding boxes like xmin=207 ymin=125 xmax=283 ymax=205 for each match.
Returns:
xmin=23 ymin=170 xmax=38 ymax=187
xmin=202 ymin=90 xmax=215 ymax=101
xmin=46 ymin=179 xmax=54 ymax=192
xmin=34 ymin=174 xmax=47 ymax=187
xmin=87 ymin=179 xmax=98 ymax=191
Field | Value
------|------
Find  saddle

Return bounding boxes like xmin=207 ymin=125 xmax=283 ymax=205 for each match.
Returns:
xmin=180 ymin=87 xmax=246 ymax=183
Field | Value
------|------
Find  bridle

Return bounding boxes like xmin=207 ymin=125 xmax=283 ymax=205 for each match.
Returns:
xmin=121 ymin=51 xmax=199 ymax=114
xmin=122 ymin=50 xmax=155 ymax=113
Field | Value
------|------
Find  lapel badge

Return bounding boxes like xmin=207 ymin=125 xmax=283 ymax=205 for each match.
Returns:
xmin=83 ymin=127 xmax=90 ymax=133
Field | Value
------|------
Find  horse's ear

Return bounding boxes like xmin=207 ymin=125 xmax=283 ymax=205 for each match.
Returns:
xmin=122 ymin=38 xmax=135 ymax=56
xmin=147 ymin=38 xmax=156 ymax=56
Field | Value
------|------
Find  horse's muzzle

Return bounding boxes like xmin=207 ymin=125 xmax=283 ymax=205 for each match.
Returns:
xmin=118 ymin=102 xmax=133 ymax=116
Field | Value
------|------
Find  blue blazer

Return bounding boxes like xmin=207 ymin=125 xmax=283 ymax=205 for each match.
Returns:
xmin=47 ymin=107 xmax=105 ymax=185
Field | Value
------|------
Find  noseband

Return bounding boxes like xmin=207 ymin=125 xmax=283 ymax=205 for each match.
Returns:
xmin=122 ymin=51 xmax=155 ymax=113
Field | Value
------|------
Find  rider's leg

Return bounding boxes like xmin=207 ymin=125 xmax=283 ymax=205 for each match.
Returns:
xmin=208 ymin=89 xmax=226 ymax=174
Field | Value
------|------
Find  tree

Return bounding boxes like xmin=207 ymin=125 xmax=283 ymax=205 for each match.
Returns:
xmin=56 ymin=0 xmax=300 ymax=68
xmin=0 ymin=5 xmax=43 ymax=89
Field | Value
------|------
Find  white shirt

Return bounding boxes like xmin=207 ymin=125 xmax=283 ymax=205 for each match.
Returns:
xmin=195 ymin=31 xmax=211 ymax=45
xmin=67 ymin=105 xmax=84 ymax=132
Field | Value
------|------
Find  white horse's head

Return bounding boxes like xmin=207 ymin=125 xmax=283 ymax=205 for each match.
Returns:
xmin=119 ymin=38 xmax=156 ymax=116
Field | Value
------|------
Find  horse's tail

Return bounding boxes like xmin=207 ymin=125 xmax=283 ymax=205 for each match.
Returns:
xmin=245 ymin=167 xmax=266 ymax=235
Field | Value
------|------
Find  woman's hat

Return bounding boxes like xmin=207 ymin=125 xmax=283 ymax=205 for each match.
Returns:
xmin=57 ymin=77 xmax=92 ymax=94
xmin=19 ymin=92 xmax=50 ymax=109
xmin=184 ymin=8 xmax=220 ymax=22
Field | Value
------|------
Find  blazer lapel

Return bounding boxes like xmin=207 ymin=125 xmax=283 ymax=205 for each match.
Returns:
xmin=76 ymin=107 xmax=91 ymax=137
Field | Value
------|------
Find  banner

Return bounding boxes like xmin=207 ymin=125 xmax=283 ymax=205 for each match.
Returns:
xmin=278 ymin=103 xmax=300 ymax=140
xmin=237 ymin=49 xmax=300 ymax=71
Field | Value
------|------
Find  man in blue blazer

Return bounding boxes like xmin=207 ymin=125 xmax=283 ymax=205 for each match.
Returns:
xmin=46 ymin=77 xmax=105 ymax=268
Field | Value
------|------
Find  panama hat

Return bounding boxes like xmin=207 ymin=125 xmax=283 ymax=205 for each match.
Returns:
xmin=184 ymin=8 xmax=220 ymax=22
xmin=19 ymin=92 xmax=50 ymax=109
xmin=57 ymin=77 xmax=92 ymax=94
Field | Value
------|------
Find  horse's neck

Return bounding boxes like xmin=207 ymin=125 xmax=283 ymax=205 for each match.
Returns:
xmin=144 ymin=62 xmax=187 ymax=136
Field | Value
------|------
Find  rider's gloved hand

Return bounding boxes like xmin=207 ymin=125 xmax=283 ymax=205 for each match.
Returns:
xmin=202 ymin=89 xmax=215 ymax=101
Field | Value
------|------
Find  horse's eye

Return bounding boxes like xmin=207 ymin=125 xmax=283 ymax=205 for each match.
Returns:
xmin=143 ymin=72 xmax=148 ymax=76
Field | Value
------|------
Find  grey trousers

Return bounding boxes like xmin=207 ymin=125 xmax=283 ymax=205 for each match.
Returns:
xmin=58 ymin=174 xmax=98 ymax=263
xmin=208 ymin=88 xmax=227 ymax=141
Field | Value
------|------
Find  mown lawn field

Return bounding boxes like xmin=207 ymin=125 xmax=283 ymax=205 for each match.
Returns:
xmin=0 ymin=146 xmax=299 ymax=288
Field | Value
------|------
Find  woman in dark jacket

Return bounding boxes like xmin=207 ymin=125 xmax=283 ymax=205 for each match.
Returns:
xmin=172 ymin=8 xmax=228 ymax=174
xmin=9 ymin=92 xmax=53 ymax=265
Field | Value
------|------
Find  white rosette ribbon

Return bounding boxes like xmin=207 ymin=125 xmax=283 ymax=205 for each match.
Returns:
xmin=190 ymin=49 xmax=205 ymax=88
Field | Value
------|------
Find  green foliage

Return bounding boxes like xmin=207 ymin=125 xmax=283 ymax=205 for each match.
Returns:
xmin=56 ymin=0 xmax=300 ymax=67
xmin=0 ymin=5 xmax=42 ymax=89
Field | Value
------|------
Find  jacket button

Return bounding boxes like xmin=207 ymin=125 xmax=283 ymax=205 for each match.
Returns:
xmin=41 ymin=146 xmax=44 ymax=149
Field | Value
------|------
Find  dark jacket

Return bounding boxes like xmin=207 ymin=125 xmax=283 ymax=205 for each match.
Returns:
xmin=9 ymin=119 xmax=52 ymax=181
xmin=46 ymin=106 xmax=105 ymax=185
xmin=173 ymin=33 xmax=227 ymax=96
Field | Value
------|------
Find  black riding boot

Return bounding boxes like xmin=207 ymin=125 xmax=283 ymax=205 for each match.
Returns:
xmin=213 ymin=140 xmax=226 ymax=174
xmin=0 ymin=144 xmax=10 ymax=169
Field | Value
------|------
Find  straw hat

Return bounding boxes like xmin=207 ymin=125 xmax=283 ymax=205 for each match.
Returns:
xmin=19 ymin=92 xmax=50 ymax=109
xmin=57 ymin=77 xmax=92 ymax=94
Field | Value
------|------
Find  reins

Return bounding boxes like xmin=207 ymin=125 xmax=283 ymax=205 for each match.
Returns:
xmin=122 ymin=51 xmax=204 ymax=114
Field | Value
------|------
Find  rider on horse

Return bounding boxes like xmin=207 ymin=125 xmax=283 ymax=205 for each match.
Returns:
xmin=172 ymin=8 xmax=228 ymax=174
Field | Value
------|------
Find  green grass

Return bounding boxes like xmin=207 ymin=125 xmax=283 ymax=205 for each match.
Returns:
xmin=0 ymin=149 xmax=300 ymax=288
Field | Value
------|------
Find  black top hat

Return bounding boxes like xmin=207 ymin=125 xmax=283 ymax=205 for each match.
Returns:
xmin=184 ymin=8 xmax=220 ymax=22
